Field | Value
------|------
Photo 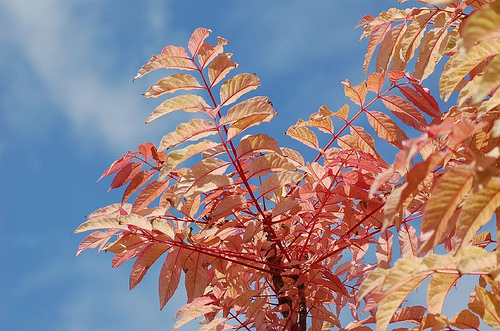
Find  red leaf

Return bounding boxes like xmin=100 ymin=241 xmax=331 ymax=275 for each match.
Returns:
xmin=99 ymin=154 xmax=134 ymax=181
xmin=109 ymin=162 xmax=142 ymax=191
xmin=398 ymin=85 xmax=441 ymax=117
xmin=138 ymin=142 xmax=156 ymax=160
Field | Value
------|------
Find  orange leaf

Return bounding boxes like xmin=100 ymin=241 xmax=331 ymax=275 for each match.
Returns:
xmin=184 ymin=253 xmax=209 ymax=302
xmin=220 ymin=96 xmax=275 ymax=125
xmin=367 ymin=72 xmax=385 ymax=94
xmin=130 ymin=242 xmax=170 ymax=289
xmin=259 ymin=171 xmax=303 ymax=198
xmin=159 ymin=248 xmax=183 ymax=309
xmin=188 ymin=27 xmax=211 ymax=57
xmin=76 ymin=230 xmax=118 ymax=256
xmin=197 ymin=36 xmax=228 ymax=69
xmin=364 ymin=22 xmax=391 ymax=73
xmin=342 ymin=80 xmax=368 ymax=106
xmin=134 ymin=45 xmax=196 ymax=80
xmin=132 ymin=179 xmax=170 ymax=213
xmin=366 ymin=110 xmax=409 ymax=149
xmin=176 ymin=158 xmax=231 ymax=198
xmin=219 ymin=73 xmax=260 ymax=106
xmin=209 ymin=195 xmax=246 ymax=220
xmin=159 ymin=140 xmax=219 ymax=179
xmin=247 ymin=154 xmax=295 ymax=178
xmin=285 ymin=126 xmax=319 ymax=150
xmin=121 ymin=170 xmax=155 ymax=204
xmin=158 ymin=119 xmax=217 ymax=151
xmin=209 ymin=53 xmax=238 ymax=87
xmin=174 ymin=297 xmax=218 ymax=330
xmin=146 ymin=95 xmax=209 ymax=124
xmin=144 ymin=74 xmax=204 ymax=98
xmin=236 ymin=134 xmax=283 ymax=159
xmin=376 ymin=24 xmax=405 ymax=73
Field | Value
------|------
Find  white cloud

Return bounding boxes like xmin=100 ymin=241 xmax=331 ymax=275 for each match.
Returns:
xmin=1 ymin=0 xmax=178 ymax=153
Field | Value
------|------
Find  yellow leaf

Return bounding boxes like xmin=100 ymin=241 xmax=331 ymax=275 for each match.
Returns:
xmin=146 ymin=95 xmax=209 ymax=124
xmin=469 ymin=286 xmax=500 ymax=328
xmin=457 ymin=247 xmax=495 ymax=274
xmin=219 ymin=73 xmax=260 ymax=106
xmin=144 ymin=74 xmax=204 ymax=98
xmin=367 ymin=110 xmax=409 ymax=149
xmin=376 ymin=275 xmax=428 ymax=331
xmin=382 ymin=256 xmax=422 ymax=292
xmin=440 ymin=38 xmax=500 ymax=101
xmin=357 ymin=268 xmax=389 ymax=301
xmin=74 ymin=217 xmax=126 ymax=233
xmin=427 ymin=273 xmax=460 ymax=314
xmin=173 ymin=298 xmax=218 ymax=330
xmin=152 ymin=219 xmax=175 ymax=239
xmin=285 ymin=126 xmax=319 ymax=150
xmin=158 ymin=119 xmax=217 ymax=151
xmin=462 ymin=0 xmax=500 ymax=50
xmin=454 ymin=177 xmax=500 ymax=251
xmin=134 ymin=45 xmax=196 ymax=80
xmin=74 ymin=214 xmax=150 ymax=233
xmin=208 ymin=53 xmax=238 ymax=87
xmin=159 ymin=140 xmax=219 ymax=179
xmin=419 ymin=167 xmax=474 ymax=254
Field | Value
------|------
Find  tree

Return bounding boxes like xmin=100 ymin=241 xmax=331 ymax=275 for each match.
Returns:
xmin=74 ymin=0 xmax=500 ymax=330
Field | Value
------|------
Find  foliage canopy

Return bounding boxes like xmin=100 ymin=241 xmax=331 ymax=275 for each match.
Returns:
xmin=76 ymin=0 xmax=500 ymax=330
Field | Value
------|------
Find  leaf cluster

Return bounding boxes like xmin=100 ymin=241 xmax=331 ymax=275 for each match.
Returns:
xmin=75 ymin=1 xmax=500 ymax=330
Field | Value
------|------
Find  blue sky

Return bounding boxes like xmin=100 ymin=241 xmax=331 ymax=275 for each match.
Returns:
xmin=1 ymin=1 xmax=493 ymax=330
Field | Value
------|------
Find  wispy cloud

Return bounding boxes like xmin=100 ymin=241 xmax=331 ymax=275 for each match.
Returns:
xmin=1 ymin=0 xmax=180 ymax=153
